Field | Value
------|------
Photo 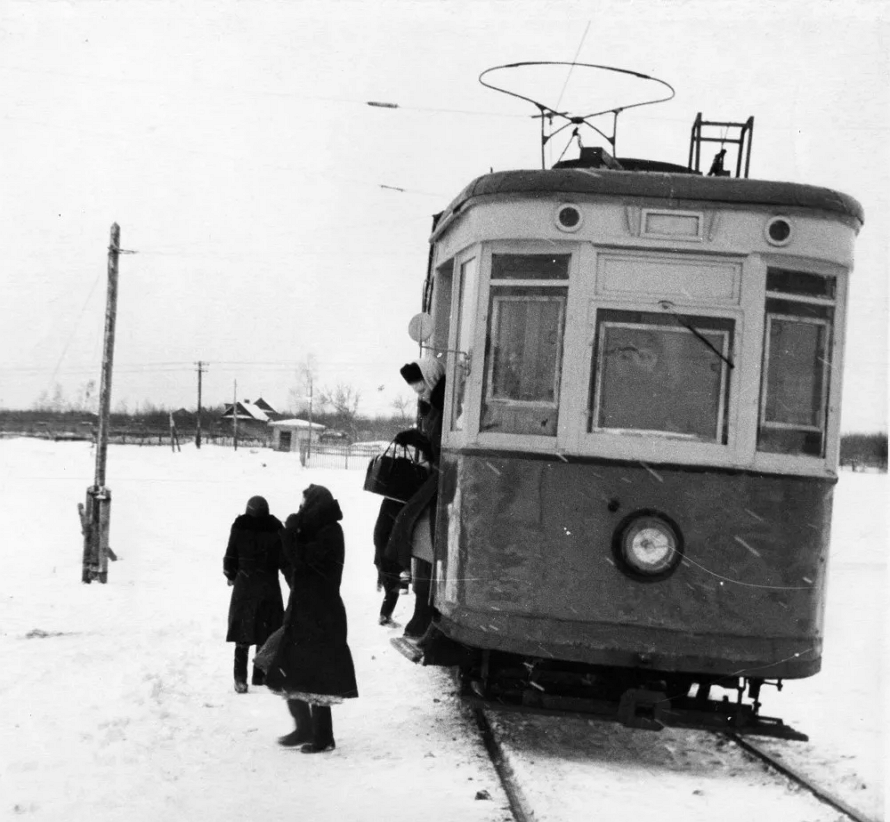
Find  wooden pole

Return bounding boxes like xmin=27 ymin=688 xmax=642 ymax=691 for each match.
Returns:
xmin=233 ymin=379 xmax=238 ymax=451
xmin=307 ymin=375 xmax=313 ymax=461
xmin=195 ymin=360 xmax=205 ymax=449
xmin=82 ymin=223 xmax=119 ymax=584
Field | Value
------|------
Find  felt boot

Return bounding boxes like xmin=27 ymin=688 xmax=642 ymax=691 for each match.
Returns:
xmin=278 ymin=699 xmax=313 ymax=747
xmin=234 ymin=644 xmax=249 ymax=693
xmin=301 ymin=705 xmax=335 ymax=754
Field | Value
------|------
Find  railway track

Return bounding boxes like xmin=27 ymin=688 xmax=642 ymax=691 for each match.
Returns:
xmin=472 ymin=707 xmax=879 ymax=822
xmin=724 ymin=733 xmax=876 ymax=822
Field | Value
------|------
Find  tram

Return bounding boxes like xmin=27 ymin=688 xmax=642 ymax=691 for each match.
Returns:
xmin=398 ymin=64 xmax=863 ymax=740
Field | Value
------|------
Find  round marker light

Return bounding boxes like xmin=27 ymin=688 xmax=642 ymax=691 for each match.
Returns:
xmin=555 ymin=203 xmax=583 ymax=232
xmin=613 ymin=513 xmax=683 ymax=581
xmin=765 ymin=215 xmax=793 ymax=246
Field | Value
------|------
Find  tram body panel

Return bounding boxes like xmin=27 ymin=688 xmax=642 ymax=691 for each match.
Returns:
xmin=433 ymin=197 xmax=857 ymax=272
xmin=433 ymin=451 xmax=831 ymax=678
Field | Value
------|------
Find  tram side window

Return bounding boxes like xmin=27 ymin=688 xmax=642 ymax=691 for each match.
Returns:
xmin=480 ymin=254 xmax=569 ymax=436
xmin=588 ymin=310 xmax=734 ymax=442
xmin=758 ymin=269 xmax=835 ymax=457
xmin=451 ymin=257 xmax=477 ymax=431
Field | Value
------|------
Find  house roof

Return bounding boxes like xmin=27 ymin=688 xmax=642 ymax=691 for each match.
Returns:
xmin=252 ymin=397 xmax=279 ymax=415
xmin=220 ymin=401 xmax=270 ymax=422
xmin=267 ymin=418 xmax=326 ymax=430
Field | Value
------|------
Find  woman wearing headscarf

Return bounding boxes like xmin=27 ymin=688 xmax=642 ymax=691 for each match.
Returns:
xmin=223 ymin=495 xmax=285 ymax=693
xmin=384 ymin=355 xmax=445 ymax=639
xmin=262 ymin=484 xmax=358 ymax=754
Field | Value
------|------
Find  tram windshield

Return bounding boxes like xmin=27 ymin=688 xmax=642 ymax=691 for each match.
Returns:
xmin=589 ymin=310 xmax=733 ymax=442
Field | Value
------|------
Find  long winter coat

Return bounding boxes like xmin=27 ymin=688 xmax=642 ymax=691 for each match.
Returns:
xmin=264 ymin=486 xmax=358 ymax=702
xmin=224 ymin=513 xmax=285 ymax=646
xmin=384 ymin=376 xmax=445 ymax=570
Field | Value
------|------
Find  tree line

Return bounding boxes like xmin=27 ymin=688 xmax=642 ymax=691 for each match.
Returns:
xmin=1 ymin=405 xmax=885 ymax=469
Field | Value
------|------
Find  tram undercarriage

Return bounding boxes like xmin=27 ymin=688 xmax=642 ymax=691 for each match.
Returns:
xmin=461 ymin=652 xmax=808 ymax=741
xmin=393 ymin=637 xmax=807 ymax=741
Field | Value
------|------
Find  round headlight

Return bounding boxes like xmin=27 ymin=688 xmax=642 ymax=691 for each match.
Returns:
xmin=613 ymin=513 xmax=683 ymax=581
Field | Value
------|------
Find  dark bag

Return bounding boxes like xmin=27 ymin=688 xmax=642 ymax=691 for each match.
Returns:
xmin=254 ymin=625 xmax=285 ymax=673
xmin=363 ymin=440 xmax=429 ymax=502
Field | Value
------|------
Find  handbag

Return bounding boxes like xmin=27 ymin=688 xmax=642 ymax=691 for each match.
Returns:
xmin=363 ymin=439 xmax=430 ymax=502
xmin=253 ymin=625 xmax=285 ymax=673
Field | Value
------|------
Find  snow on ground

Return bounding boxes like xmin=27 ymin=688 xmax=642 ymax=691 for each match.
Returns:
xmin=0 ymin=439 xmax=513 ymax=822
xmin=0 ymin=438 xmax=885 ymax=821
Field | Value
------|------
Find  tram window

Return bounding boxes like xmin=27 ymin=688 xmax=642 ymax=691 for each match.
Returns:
xmin=481 ymin=292 xmax=567 ymax=436
xmin=430 ymin=259 xmax=455 ymax=353
xmin=589 ymin=310 xmax=734 ymax=442
xmin=766 ymin=269 xmax=836 ymax=300
xmin=758 ymin=298 xmax=833 ymax=457
xmin=491 ymin=254 xmax=570 ymax=281
xmin=451 ymin=257 xmax=477 ymax=431
xmin=481 ymin=254 xmax=569 ymax=436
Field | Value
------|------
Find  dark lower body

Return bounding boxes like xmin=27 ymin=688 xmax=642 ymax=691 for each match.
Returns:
xmin=404 ymin=557 xmax=434 ymax=638
xmin=233 ymin=643 xmax=267 ymax=690
xmin=375 ymin=498 xmax=406 ymax=623
xmin=383 ymin=477 xmax=438 ymax=640
xmin=377 ymin=559 xmax=403 ymax=622
xmin=278 ymin=698 xmax=335 ymax=753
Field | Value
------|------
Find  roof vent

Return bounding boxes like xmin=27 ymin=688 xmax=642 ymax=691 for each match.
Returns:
xmin=553 ymin=147 xmax=624 ymax=171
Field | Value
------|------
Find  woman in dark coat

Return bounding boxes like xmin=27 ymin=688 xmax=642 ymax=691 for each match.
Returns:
xmin=385 ymin=356 xmax=445 ymax=638
xmin=263 ymin=484 xmax=358 ymax=754
xmin=223 ymin=495 xmax=285 ymax=693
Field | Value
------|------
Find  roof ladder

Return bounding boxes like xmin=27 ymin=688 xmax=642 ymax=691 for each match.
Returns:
xmin=689 ymin=113 xmax=754 ymax=178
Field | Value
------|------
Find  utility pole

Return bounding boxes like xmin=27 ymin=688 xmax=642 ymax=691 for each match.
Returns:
xmin=80 ymin=223 xmax=120 ymax=584
xmin=195 ymin=361 xmax=207 ymax=448
xmin=233 ymin=379 xmax=238 ymax=451
xmin=307 ymin=372 xmax=313 ymax=461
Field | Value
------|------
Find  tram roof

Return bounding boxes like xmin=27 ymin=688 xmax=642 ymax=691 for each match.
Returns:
xmin=430 ymin=168 xmax=865 ymax=239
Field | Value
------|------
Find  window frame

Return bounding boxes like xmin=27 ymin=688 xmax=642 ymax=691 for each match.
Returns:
xmin=759 ymin=312 xmax=831 ymax=434
xmin=590 ymin=315 xmax=733 ymax=443
xmin=466 ymin=242 xmax=576 ymax=450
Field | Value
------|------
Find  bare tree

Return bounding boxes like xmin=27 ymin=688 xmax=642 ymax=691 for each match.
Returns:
xmin=318 ymin=383 xmax=362 ymax=437
xmin=288 ymin=354 xmax=318 ymax=415
xmin=390 ymin=394 xmax=414 ymax=426
xmin=75 ymin=379 xmax=97 ymax=413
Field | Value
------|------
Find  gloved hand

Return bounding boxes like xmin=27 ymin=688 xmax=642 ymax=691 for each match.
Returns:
xmin=227 ymin=579 xmax=234 ymax=587
xmin=393 ymin=428 xmax=424 ymax=448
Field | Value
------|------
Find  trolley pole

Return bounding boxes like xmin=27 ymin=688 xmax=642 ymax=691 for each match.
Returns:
xmin=80 ymin=223 xmax=120 ymax=584
xmin=195 ymin=360 xmax=206 ymax=449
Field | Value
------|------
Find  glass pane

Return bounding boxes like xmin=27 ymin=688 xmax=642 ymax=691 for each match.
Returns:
xmin=591 ymin=314 xmax=732 ymax=441
xmin=763 ymin=319 xmax=827 ymax=427
xmin=767 ymin=268 xmax=836 ymax=299
xmin=481 ymin=288 xmax=566 ymax=436
xmin=491 ymin=254 xmax=569 ymax=280
xmin=451 ymin=258 xmax=477 ymax=432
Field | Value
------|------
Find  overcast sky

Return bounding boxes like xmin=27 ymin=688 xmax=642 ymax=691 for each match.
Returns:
xmin=1 ymin=0 xmax=887 ymax=430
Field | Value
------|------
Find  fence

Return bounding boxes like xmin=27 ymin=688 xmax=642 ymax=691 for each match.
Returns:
xmin=302 ymin=444 xmax=382 ymax=470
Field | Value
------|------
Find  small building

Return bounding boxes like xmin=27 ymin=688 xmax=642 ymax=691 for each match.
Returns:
xmin=268 ymin=418 xmax=326 ymax=453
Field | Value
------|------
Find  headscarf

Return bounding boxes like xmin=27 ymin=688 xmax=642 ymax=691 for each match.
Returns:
xmin=289 ymin=484 xmax=343 ymax=535
xmin=400 ymin=356 xmax=445 ymax=395
xmin=245 ymin=495 xmax=269 ymax=518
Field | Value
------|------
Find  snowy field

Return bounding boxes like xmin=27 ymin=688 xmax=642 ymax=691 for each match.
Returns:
xmin=0 ymin=438 xmax=885 ymax=821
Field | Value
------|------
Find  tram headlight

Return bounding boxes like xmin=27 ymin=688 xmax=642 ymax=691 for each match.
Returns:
xmin=613 ymin=512 xmax=683 ymax=581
